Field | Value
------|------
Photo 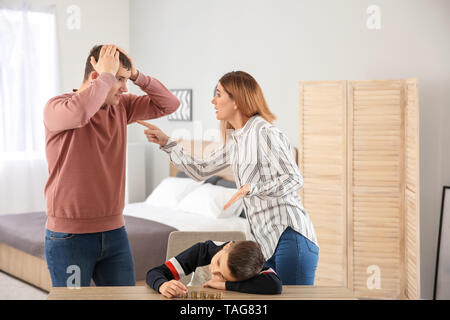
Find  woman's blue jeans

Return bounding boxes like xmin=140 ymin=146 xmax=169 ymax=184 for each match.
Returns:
xmin=44 ymin=226 xmax=136 ymax=287
xmin=264 ymin=227 xmax=319 ymax=285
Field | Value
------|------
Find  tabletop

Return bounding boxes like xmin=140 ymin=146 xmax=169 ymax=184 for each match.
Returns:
xmin=47 ymin=285 xmax=356 ymax=300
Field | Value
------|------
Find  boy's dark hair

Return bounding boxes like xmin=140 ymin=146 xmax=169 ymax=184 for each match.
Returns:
xmin=83 ymin=45 xmax=132 ymax=82
xmin=227 ymin=241 xmax=264 ymax=281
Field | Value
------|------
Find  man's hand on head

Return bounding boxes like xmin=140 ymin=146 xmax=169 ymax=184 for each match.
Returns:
xmin=90 ymin=45 xmax=120 ymax=76
xmin=116 ymin=46 xmax=138 ymax=81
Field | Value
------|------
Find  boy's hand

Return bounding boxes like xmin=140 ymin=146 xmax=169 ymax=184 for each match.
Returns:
xmin=203 ymin=275 xmax=226 ymax=290
xmin=159 ymin=280 xmax=187 ymax=298
xmin=90 ymin=45 xmax=120 ymax=76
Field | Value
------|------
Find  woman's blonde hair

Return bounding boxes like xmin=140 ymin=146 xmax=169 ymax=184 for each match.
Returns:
xmin=218 ymin=71 xmax=276 ymax=142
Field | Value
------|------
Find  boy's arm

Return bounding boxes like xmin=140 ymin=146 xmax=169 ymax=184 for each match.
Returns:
xmin=225 ymin=268 xmax=283 ymax=295
xmin=145 ymin=264 xmax=174 ymax=293
xmin=146 ymin=241 xmax=227 ymax=292
xmin=121 ymin=71 xmax=180 ymax=124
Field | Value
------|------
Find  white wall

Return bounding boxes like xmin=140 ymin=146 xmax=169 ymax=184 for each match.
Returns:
xmin=128 ymin=0 xmax=450 ymax=299
xmin=1 ymin=0 xmax=131 ymax=91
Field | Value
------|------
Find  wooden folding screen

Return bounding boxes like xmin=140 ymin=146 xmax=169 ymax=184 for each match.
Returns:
xmin=404 ymin=79 xmax=421 ymax=299
xmin=299 ymin=81 xmax=349 ymax=287
xmin=299 ymin=79 xmax=420 ymax=299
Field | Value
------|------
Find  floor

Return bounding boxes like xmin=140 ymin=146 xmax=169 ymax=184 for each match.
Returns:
xmin=0 ymin=271 xmax=48 ymax=300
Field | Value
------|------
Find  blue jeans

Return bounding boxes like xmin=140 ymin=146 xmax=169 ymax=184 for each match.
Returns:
xmin=44 ymin=226 xmax=135 ymax=287
xmin=264 ymin=227 xmax=319 ymax=285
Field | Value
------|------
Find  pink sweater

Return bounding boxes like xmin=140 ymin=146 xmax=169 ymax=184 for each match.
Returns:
xmin=43 ymin=72 xmax=179 ymax=233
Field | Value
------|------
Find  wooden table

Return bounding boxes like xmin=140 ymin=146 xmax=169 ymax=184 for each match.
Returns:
xmin=47 ymin=285 xmax=356 ymax=300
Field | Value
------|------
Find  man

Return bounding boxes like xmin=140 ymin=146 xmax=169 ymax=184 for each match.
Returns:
xmin=43 ymin=44 xmax=179 ymax=287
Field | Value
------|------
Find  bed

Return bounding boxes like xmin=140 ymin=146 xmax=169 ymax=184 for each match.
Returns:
xmin=0 ymin=213 xmax=178 ymax=291
xmin=0 ymin=140 xmax=269 ymax=292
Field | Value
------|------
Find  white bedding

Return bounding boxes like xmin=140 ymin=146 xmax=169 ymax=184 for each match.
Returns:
xmin=123 ymin=202 xmax=252 ymax=240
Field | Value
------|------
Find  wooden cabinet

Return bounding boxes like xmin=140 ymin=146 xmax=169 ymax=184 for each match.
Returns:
xmin=299 ymin=79 xmax=420 ymax=299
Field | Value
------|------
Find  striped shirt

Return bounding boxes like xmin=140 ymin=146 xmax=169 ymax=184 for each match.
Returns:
xmin=160 ymin=115 xmax=318 ymax=259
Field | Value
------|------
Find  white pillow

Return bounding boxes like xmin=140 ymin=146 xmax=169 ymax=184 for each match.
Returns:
xmin=176 ymin=183 xmax=243 ymax=219
xmin=145 ymin=177 xmax=203 ymax=209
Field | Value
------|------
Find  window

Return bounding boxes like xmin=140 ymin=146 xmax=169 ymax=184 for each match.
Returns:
xmin=0 ymin=6 xmax=59 ymax=214
xmin=0 ymin=7 xmax=59 ymax=160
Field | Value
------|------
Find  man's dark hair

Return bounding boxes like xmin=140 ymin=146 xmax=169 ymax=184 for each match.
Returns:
xmin=83 ymin=45 xmax=132 ymax=82
xmin=227 ymin=241 xmax=264 ymax=281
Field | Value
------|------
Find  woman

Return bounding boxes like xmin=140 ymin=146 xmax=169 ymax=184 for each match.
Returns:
xmin=137 ymin=71 xmax=319 ymax=285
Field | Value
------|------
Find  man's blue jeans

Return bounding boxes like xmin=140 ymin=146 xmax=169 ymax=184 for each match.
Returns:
xmin=265 ymin=227 xmax=319 ymax=285
xmin=44 ymin=226 xmax=136 ymax=287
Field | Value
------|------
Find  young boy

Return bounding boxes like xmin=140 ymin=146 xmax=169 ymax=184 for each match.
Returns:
xmin=146 ymin=240 xmax=282 ymax=298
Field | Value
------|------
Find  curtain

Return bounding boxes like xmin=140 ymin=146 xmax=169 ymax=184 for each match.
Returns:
xmin=0 ymin=3 xmax=59 ymax=214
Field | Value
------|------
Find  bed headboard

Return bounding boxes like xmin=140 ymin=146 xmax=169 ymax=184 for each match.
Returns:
xmin=169 ymin=140 xmax=299 ymax=182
